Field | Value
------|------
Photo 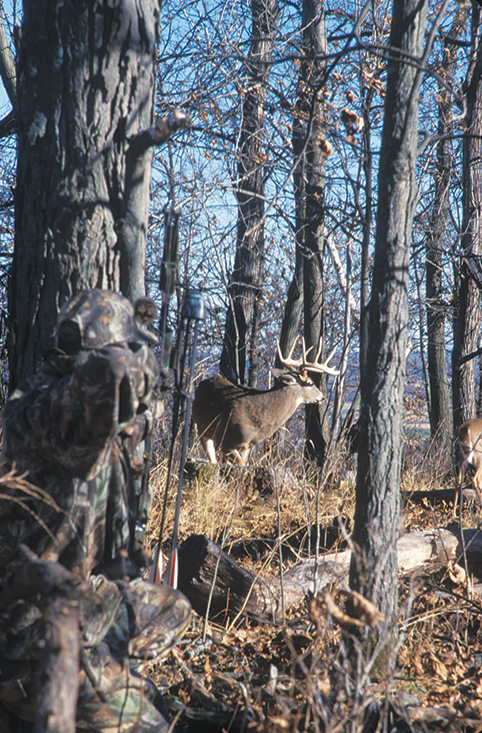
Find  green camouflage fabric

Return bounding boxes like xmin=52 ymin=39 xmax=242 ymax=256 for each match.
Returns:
xmin=1 ymin=340 xmax=160 ymax=576
xmin=56 ymin=288 xmax=158 ymax=353
xmin=77 ymin=579 xmax=191 ymax=732
xmin=0 ymin=289 xmax=191 ymax=732
xmin=0 ymin=576 xmax=191 ymax=733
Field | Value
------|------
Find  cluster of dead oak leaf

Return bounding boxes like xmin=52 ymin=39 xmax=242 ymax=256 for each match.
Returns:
xmin=316 ymin=90 xmax=365 ymax=157
xmin=310 ymin=589 xmax=385 ymax=632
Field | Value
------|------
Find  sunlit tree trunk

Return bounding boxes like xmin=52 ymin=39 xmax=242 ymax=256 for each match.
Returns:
xmin=291 ymin=0 xmax=329 ymax=466
xmin=426 ymin=9 xmax=468 ymax=449
xmin=220 ymin=0 xmax=279 ymax=385
xmin=350 ymin=0 xmax=428 ymax=665
xmin=359 ymin=88 xmax=373 ymax=382
xmin=452 ymin=6 xmax=482 ymax=431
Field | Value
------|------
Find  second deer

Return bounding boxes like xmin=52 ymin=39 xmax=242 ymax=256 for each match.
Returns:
xmin=456 ymin=418 xmax=482 ymax=510
xmin=192 ymin=338 xmax=339 ymax=465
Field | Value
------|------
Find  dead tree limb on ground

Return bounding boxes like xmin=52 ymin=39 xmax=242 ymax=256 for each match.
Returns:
xmin=177 ymin=529 xmax=459 ymax=623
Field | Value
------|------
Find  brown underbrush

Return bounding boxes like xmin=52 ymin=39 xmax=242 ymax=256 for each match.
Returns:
xmin=144 ymin=432 xmax=482 ymax=732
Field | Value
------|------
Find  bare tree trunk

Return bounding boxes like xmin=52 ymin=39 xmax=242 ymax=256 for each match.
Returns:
xmin=425 ymin=11 xmax=466 ymax=449
xmin=0 ymin=13 xmax=15 ymax=107
xmin=248 ymin=292 xmax=262 ymax=386
xmin=278 ymin=244 xmax=304 ymax=359
xmin=291 ymin=0 xmax=329 ymax=466
xmin=452 ymin=6 xmax=482 ymax=431
xmin=359 ymin=89 xmax=373 ymax=382
xmin=9 ymin=0 xmax=159 ymax=389
xmin=220 ymin=0 xmax=279 ymax=385
xmin=350 ymin=0 xmax=428 ymax=666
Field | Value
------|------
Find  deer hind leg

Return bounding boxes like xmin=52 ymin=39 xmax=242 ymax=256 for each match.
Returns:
xmin=454 ymin=455 xmax=467 ymax=516
xmin=201 ymin=437 xmax=217 ymax=464
xmin=238 ymin=448 xmax=250 ymax=465
xmin=225 ymin=448 xmax=249 ymax=466
xmin=472 ymin=463 xmax=482 ymax=507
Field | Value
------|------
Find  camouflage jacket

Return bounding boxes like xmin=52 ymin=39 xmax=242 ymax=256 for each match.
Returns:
xmin=0 ymin=341 xmax=160 ymax=579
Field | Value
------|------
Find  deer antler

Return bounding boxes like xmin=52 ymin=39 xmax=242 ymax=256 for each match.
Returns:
xmin=277 ymin=337 xmax=340 ymax=376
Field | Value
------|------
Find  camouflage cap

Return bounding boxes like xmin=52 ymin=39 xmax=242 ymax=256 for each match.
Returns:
xmin=56 ymin=289 xmax=158 ymax=354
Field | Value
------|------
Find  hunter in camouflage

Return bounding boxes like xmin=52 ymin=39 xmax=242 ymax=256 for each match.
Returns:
xmin=0 ymin=289 xmax=191 ymax=733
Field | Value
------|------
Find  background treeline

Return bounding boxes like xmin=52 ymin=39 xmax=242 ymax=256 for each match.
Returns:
xmin=0 ymin=0 xmax=478 ymax=465
xmin=138 ymin=0 xmax=480 ymax=464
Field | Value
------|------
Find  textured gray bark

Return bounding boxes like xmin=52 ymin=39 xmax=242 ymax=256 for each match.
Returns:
xmin=359 ymin=90 xmax=374 ymax=381
xmin=9 ymin=0 xmax=159 ymax=389
xmin=291 ymin=0 xmax=328 ymax=465
xmin=426 ymin=9 xmax=468 ymax=448
xmin=0 ymin=14 xmax=15 ymax=106
xmin=350 ymin=0 xmax=428 ymax=660
xmin=220 ymin=0 xmax=279 ymax=385
xmin=278 ymin=245 xmax=304 ymax=361
xmin=452 ymin=7 xmax=482 ymax=431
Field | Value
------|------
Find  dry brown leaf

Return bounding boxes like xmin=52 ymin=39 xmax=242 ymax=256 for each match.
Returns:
xmin=204 ymin=656 xmax=213 ymax=685
xmin=338 ymin=590 xmax=385 ymax=627
xmin=324 ymin=590 xmax=383 ymax=629
xmin=429 ymin=651 xmax=449 ymax=681
xmin=411 ymin=651 xmax=425 ymax=676
xmin=248 ymin=717 xmax=290 ymax=731
xmin=340 ymin=107 xmax=364 ymax=132
xmin=323 ymin=591 xmax=364 ymax=628
xmin=315 ymin=136 xmax=333 ymax=158
xmin=447 ymin=561 xmax=467 ymax=587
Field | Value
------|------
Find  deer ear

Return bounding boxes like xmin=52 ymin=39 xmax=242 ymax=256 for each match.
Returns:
xmin=270 ymin=366 xmax=286 ymax=379
xmin=274 ymin=371 xmax=297 ymax=386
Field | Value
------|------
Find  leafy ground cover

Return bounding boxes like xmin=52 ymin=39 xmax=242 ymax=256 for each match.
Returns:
xmin=145 ymin=434 xmax=482 ymax=732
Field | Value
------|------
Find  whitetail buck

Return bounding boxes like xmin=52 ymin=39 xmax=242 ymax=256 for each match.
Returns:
xmin=192 ymin=338 xmax=339 ymax=465
xmin=456 ymin=418 xmax=482 ymax=510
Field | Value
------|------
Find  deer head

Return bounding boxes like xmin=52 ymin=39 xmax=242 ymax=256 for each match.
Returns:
xmin=192 ymin=337 xmax=339 ymax=465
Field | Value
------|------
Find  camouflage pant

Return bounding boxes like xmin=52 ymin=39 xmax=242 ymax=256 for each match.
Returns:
xmin=78 ymin=577 xmax=191 ymax=733
xmin=0 ymin=577 xmax=191 ymax=733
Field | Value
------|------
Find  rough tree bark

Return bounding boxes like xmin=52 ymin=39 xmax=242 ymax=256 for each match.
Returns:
xmin=9 ymin=0 xmax=160 ymax=390
xmin=350 ymin=0 xmax=428 ymax=666
xmin=426 ymin=8 xmax=468 ymax=449
xmin=359 ymin=88 xmax=373 ymax=382
xmin=452 ymin=6 xmax=482 ymax=431
xmin=0 ymin=13 xmax=15 ymax=107
xmin=220 ymin=0 xmax=279 ymax=385
xmin=291 ymin=0 xmax=329 ymax=465
xmin=278 ymin=245 xmax=304 ymax=360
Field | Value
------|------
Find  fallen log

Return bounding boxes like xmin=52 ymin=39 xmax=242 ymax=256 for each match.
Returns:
xmin=402 ymin=487 xmax=478 ymax=505
xmin=177 ymin=528 xmax=459 ymax=623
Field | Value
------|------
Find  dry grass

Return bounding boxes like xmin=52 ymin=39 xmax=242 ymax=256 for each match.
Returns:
xmin=144 ymin=427 xmax=482 ymax=732
xmin=145 ymin=448 xmax=357 ymax=564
